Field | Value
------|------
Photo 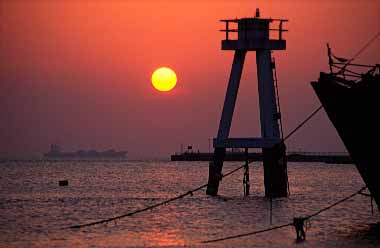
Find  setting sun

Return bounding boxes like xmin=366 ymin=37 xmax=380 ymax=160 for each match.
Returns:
xmin=151 ymin=67 xmax=177 ymax=92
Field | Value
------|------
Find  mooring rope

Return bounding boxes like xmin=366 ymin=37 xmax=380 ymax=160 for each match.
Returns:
xmin=202 ymin=223 xmax=293 ymax=243
xmin=66 ymin=163 xmax=247 ymax=229
xmin=201 ymin=186 xmax=367 ymax=243
xmin=67 ymin=183 xmax=207 ymax=229
xmin=336 ymin=31 xmax=380 ymax=74
xmin=283 ymin=105 xmax=323 ymax=142
xmin=303 ymin=186 xmax=367 ymax=220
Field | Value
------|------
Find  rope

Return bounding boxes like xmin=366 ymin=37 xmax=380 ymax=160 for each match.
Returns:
xmin=283 ymin=105 xmax=323 ymax=142
xmin=67 ymin=163 xmax=247 ymax=229
xmin=201 ymin=186 xmax=367 ymax=243
xmin=68 ymin=184 xmax=207 ymax=229
xmin=337 ymin=31 xmax=380 ymax=74
xmin=303 ymin=186 xmax=367 ymax=220
xmin=202 ymin=223 xmax=293 ymax=243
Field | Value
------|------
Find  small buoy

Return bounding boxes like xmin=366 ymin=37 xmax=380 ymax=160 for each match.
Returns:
xmin=59 ymin=180 xmax=69 ymax=186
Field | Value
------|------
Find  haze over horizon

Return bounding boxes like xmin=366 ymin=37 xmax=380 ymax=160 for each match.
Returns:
xmin=1 ymin=0 xmax=379 ymax=160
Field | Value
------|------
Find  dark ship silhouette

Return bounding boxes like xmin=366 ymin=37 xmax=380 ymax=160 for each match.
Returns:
xmin=44 ymin=144 xmax=127 ymax=160
xmin=311 ymin=44 xmax=379 ymax=211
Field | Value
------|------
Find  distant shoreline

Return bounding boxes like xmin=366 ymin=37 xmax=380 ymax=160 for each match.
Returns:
xmin=171 ymin=152 xmax=353 ymax=164
xmin=0 ymin=159 xmax=131 ymax=163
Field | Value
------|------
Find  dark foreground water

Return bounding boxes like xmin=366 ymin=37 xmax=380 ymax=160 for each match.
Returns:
xmin=0 ymin=161 xmax=379 ymax=248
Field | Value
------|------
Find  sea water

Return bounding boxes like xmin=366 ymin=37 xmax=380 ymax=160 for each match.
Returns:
xmin=0 ymin=161 xmax=379 ymax=248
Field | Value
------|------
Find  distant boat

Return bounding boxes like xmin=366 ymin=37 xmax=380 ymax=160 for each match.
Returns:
xmin=43 ymin=144 xmax=127 ymax=160
xmin=311 ymin=45 xmax=379 ymax=211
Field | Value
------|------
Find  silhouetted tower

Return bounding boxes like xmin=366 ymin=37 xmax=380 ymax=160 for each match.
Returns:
xmin=206 ymin=10 xmax=289 ymax=198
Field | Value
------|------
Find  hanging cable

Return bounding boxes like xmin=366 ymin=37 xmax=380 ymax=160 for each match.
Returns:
xmin=66 ymin=163 xmax=249 ymax=229
xmin=243 ymin=148 xmax=250 ymax=197
xmin=201 ymin=186 xmax=367 ymax=243
xmin=336 ymin=31 xmax=380 ymax=74
xmin=202 ymin=223 xmax=293 ymax=243
xmin=283 ymin=105 xmax=323 ymax=142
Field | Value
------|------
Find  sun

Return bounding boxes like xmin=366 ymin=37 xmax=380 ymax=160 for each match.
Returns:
xmin=151 ymin=67 xmax=177 ymax=92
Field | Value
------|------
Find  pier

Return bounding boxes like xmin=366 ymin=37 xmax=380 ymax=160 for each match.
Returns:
xmin=171 ymin=150 xmax=352 ymax=164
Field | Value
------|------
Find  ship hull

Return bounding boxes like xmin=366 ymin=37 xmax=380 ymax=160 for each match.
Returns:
xmin=311 ymin=72 xmax=379 ymax=211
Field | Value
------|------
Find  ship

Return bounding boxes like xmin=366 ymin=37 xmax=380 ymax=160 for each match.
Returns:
xmin=43 ymin=144 xmax=127 ymax=160
xmin=311 ymin=44 xmax=380 ymax=211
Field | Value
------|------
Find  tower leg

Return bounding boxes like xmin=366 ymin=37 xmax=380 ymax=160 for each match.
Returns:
xmin=263 ymin=142 xmax=288 ymax=198
xmin=206 ymin=50 xmax=246 ymax=196
xmin=206 ymin=147 xmax=226 ymax=196
xmin=256 ymin=50 xmax=288 ymax=198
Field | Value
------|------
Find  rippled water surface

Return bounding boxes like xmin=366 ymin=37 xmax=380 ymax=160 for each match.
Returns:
xmin=0 ymin=161 xmax=379 ymax=247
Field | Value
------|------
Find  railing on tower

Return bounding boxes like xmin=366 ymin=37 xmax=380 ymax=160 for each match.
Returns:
xmin=220 ymin=18 xmax=289 ymax=41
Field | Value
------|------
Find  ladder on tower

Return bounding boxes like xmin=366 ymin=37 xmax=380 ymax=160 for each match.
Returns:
xmin=272 ymin=56 xmax=284 ymax=139
xmin=271 ymin=55 xmax=290 ymax=195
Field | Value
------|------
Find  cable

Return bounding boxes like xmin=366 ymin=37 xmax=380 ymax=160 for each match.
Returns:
xmin=304 ymin=186 xmax=367 ymax=220
xmin=201 ymin=186 xmax=367 ymax=244
xmin=202 ymin=223 xmax=293 ymax=243
xmin=67 ymin=163 xmax=247 ymax=229
xmin=347 ymin=31 xmax=380 ymax=64
xmin=68 ymin=183 xmax=208 ymax=229
xmin=336 ymin=31 xmax=380 ymax=74
xmin=283 ymin=105 xmax=323 ymax=142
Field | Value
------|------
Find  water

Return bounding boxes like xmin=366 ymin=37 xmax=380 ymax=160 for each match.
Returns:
xmin=0 ymin=161 xmax=379 ymax=248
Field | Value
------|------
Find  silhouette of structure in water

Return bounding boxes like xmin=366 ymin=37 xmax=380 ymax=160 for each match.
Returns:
xmin=207 ymin=9 xmax=289 ymax=198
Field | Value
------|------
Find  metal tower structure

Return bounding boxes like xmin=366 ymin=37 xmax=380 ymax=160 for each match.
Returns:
xmin=206 ymin=10 xmax=289 ymax=198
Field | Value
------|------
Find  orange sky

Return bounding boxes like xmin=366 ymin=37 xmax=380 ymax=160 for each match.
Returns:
xmin=1 ymin=0 xmax=379 ymax=159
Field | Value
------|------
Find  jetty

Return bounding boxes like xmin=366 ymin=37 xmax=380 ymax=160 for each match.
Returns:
xmin=171 ymin=150 xmax=352 ymax=164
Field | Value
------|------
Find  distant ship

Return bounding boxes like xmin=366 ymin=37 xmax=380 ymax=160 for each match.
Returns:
xmin=44 ymin=144 xmax=127 ymax=160
xmin=311 ymin=45 xmax=379 ymax=211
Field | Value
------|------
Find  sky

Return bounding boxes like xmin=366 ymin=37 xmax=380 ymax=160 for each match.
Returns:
xmin=1 ymin=0 xmax=379 ymax=160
